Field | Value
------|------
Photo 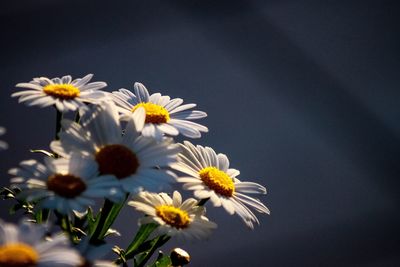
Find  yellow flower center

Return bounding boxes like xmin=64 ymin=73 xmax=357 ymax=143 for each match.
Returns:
xmin=131 ymin=103 xmax=170 ymax=124
xmin=156 ymin=205 xmax=190 ymax=229
xmin=198 ymin=167 xmax=235 ymax=197
xmin=43 ymin=84 xmax=80 ymax=100
xmin=46 ymin=174 xmax=87 ymax=198
xmin=0 ymin=243 xmax=39 ymax=267
xmin=95 ymin=144 xmax=139 ymax=179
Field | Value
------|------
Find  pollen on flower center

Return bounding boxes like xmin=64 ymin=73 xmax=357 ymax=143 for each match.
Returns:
xmin=131 ymin=102 xmax=170 ymax=124
xmin=43 ymin=84 xmax=80 ymax=100
xmin=47 ymin=174 xmax=87 ymax=198
xmin=0 ymin=243 xmax=39 ymax=267
xmin=95 ymin=144 xmax=139 ymax=179
xmin=156 ymin=205 xmax=190 ymax=229
xmin=199 ymin=167 xmax=235 ymax=197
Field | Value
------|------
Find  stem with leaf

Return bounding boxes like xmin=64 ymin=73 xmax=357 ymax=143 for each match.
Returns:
xmin=134 ymin=235 xmax=171 ymax=267
xmin=90 ymin=196 xmax=128 ymax=244
xmin=115 ymin=223 xmax=158 ymax=265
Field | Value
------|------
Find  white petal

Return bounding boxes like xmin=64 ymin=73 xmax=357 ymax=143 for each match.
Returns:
xmin=217 ymin=153 xmax=230 ymax=172
xmin=164 ymin=98 xmax=183 ymax=111
xmin=227 ymin=168 xmax=240 ymax=178
xmin=169 ymin=103 xmax=196 ymax=114
xmin=221 ymin=198 xmax=235 ymax=215
xmin=157 ymin=123 xmax=179 ymax=136
xmin=235 ymin=182 xmax=267 ymax=194
xmin=15 ymin=83 xmax=43 ymax=90
xmin=171 ymin=110 xmax=207 ymax=120
xmin=172 ymin=191 xmax=182 ymax=206
xmin=73 ymin=74 xmax=93 ymax=87
xmin=134 ymin=82 xmax=150 ymax=102
xmin=234 ymin=193 xmax=270 ymax=214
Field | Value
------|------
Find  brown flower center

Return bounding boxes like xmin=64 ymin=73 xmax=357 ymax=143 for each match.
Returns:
xmin=46 ymin=174 xmax=87 ymax=198
xmin=95 ymin=144 xmax=139 ymax=179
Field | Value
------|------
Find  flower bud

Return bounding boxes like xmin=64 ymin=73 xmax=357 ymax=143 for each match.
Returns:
xmin=170 ymin=248 xmax=190 ymax=266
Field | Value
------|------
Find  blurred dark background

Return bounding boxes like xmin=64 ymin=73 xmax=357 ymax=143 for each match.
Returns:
xmin=1 ymin=0 xmax=400 ymax=266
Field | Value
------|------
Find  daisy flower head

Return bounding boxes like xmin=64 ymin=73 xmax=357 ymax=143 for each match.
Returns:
xmin=171 ymin=141 xmax=270 ymax=229
xmin=9 ymin=152 xmax=124 ymax=214
xmin=50 ymin=100 xmax=179 ymax=194
xmin=12 ymin=74 xmax=107 ymax=112
xmin=128 ymin=191 xmax=217 ymax=240
xmin=0 ymin=127 xmax=8 ymax=150
xmin=0 ymin=220 xmax=80 ymax=267
xmin=110 ymin=82 xmax=208 ymax=140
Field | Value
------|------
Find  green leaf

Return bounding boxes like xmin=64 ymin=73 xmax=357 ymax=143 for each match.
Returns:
xmin=154 ymin=256 xmax=172 ymax=267
xmin=133 ymin=235 xmax=171 ymax=267
xmin=97 ymin=200 xmax=125 ymax=239
xmin=90 ymin=197 xmax=127 ymax=243
xmin=149 ymin=252 xmax=172 ymax=267
xmin=87 ymin=207 xmax=99 ymax=235
xmin=35 ymin=209 xmax=43 ymax=223
xmin=124 ymin=223 xmax=158 ymax=259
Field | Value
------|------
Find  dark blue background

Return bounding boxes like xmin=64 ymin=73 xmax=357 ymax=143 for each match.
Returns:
xmin=1 ymin=0 xmax=400 ymax=266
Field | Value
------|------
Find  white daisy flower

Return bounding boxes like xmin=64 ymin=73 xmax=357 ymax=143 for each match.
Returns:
xmin=9 ymin=152 xmax=124 ymax=215
xmin=0 ymin=127 xmax=8 ymax=150
xmin=128 ymin=191 xmax=217 ymax=240
xmin=12 ymin=74 xmax=107 ymax=112
xmin=0 ymin=220 xmax=80 ymax=267
xmin=50 ymin=101 xmax=179 ymax=194
xmin=171 ymin=141 xmax=270 ymax=229
xmin=110 ymin=82 xmax=208 ymax=140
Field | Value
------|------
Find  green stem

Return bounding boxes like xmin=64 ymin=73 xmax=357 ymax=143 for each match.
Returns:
xmin=135 ymin=235 xmax=171 ymax=267
xmin=34 ymin=209 xmax=43 ymax=223
xmin=115 ymin=223 xmax=158 ymax=265
xmin=35 ymin=209 xmax=50 ymax=223
xmin=126 ymin=223 xmax=158 ymax=255
xmin=90 ymin=199 xmax=113 ymax=243
xmin=90 ymin=196 xmax=128 ymax=244
xmin=55 ymin=109 xmax=62 ymax=140
xmin=74 ymin=111 xmax=80 ymax=124
xmin=197 ymin=197 xmax=209 ymax=206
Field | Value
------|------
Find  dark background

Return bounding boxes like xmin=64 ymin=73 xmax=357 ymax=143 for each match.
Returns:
xmin=1 ymin=0 xmax=400 ymax=266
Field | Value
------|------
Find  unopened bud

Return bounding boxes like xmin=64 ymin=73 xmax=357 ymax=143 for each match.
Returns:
xmin=170 ymin=248 xmax=190 ymax=266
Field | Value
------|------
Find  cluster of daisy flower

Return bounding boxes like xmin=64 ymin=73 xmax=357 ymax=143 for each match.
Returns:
xmin=1 ymin=74 xmax=270 ymax=267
